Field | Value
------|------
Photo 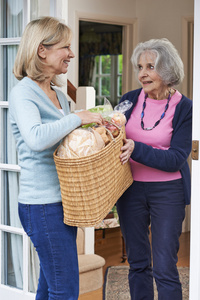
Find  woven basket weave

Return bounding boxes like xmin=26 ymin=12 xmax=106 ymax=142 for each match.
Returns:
xmin=53 ymin=126 xmax=133 ymax=227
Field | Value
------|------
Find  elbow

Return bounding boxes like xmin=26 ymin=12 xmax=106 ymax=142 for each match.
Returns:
xmin=25 ymin=138 xmax=46 ymax=152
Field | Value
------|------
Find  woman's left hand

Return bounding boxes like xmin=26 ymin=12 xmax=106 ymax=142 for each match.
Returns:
xmin=120 ymin=139 xmax=135 ymax=165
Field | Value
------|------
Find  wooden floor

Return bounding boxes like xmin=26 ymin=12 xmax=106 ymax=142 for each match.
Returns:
xmin=79 ymin=227 xmax=190 ymax=300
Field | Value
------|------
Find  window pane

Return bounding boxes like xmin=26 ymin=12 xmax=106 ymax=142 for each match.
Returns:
xmin=102 ymin=77 xmax=110 ymax=96
xmin=29 ymin=242 xmax=39 ymax=293
xmin=1 ymin=171 xmax=20 ymax=227
xmin=1 ymin=107 xmax=18 ymax=165
xmin=118 ymin=54 xmax=123 ymax=74
xmin=0 ymin=45 xmax=19 ymax=102
xmin=2 ymin=232 xmax=23 ymax=289
xmin=0 ymin=0 xmax=23 ymax=38
xmin=118 ymin=76 xmax=122 ymax=97
xmin=102 ymin=55 xmax=111 ymax=74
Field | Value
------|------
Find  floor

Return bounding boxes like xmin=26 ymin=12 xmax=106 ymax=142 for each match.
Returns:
xmin=78 ymin=227 xmax=190 ymax=300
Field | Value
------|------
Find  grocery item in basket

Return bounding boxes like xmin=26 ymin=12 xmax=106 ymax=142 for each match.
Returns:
xmin=84 ymin=99 xmax=133 ymax=128
xmin=57 ymin=128 xmax=105 ymax=158
xmin=92 ymin=125 xmax=112 ymax=145
xmin=92 ymin=121 xmax=120 ymax=142
xmin=108 ymin=100 xmax=133 ymax=127
xmin=110 ymin=112 xmax=127 ymax=126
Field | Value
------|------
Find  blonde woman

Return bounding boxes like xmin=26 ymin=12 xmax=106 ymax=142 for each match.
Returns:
xmin=9 ymin=16 xmax=103 ymax=300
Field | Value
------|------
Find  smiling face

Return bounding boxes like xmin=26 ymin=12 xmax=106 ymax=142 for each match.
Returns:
xmin=38 ymin=41 xmax=75 ymax=78
xmin=137 ymin=51 xmax=169 ymax=100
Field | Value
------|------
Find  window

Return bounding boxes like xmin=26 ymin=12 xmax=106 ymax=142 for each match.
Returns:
xmin=79 ymin=21 xmax=123 ymax=108
xmin=0 ymin=1 xmax=55 ymax=298
xmin=93 ymin=54 xmax=122 ymax=107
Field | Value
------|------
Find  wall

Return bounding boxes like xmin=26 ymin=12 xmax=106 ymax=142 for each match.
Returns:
xmin=67 ymin=0 xmax=194 ymax=95
xmin=67 ymin=0 xmax=136 ymax=91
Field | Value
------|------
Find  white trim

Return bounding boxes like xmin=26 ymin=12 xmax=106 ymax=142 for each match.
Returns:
xmin=0 ymin=101 xmax=8 ymax=108
xmin=23 ymin=234 xmax=29 ymax=293
xmin=23 ymin=0 xmax=30 ymax=27
xmin=181 ymin=16 xmax=194 ymax=99
xmin=0 ymin=285 xmax=35 ymax=300
xmin=0 ymin=224 xmax=24 ymax=235
xmin=84 ymin=228 xmax=94 ymax=254
xmin=190 ymin=0 xmax=200 ymax=299
xmin=0 ymin=163 xmax=21 ymax=172
xmin=0 ymin=38 xmax=21 ymax=45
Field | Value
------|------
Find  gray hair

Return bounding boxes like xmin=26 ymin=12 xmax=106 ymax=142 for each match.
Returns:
xmin=131 ymin=38 xmax=184 ymax=87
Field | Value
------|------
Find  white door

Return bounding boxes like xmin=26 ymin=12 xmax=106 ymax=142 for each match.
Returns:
xmin=0 ymin=1 xmax=58 ymax=299
xmin=189 ymin=0 xmax=200 ymax=299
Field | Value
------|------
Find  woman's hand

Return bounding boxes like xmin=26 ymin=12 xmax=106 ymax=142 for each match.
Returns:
xmin=75 ymin=110 xmax=103 ymax=125
xmin=120 ymin=139 xmax=135 ymax=165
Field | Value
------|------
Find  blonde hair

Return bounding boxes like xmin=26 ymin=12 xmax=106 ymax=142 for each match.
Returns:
xmin=13 ymin=16 xmax=72 ymax=86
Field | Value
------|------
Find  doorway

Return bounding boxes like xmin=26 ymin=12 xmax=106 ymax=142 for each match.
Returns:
xmin=79 ymin=21 xmax=123 ymax=107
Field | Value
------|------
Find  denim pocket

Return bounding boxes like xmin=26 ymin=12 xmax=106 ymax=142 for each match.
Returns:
xmin=18 ymin=203 xmax=32 ymax=235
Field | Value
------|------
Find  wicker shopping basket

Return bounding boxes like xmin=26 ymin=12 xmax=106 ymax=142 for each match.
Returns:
xmin=53 ymin=126 xmax=133 ymax=227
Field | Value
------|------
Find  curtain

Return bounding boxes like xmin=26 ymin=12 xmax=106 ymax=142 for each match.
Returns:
xmin=79 ymin=21 xmax=122 ymax=86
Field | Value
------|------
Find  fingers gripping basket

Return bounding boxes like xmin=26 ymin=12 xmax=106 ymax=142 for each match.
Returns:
xmin=53 ymin=126 xmax=133 ymax=227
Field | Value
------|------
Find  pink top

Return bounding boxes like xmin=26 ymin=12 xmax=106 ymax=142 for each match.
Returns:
xmin=126 ymin=89 xmax=182 ymax=182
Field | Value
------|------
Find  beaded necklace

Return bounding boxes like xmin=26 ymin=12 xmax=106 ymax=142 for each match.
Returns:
xmin=141 ymin=91 xmax=171 ymax=130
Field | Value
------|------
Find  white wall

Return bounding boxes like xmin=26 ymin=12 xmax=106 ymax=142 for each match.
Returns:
xmin=67 ymin=0 xmax=136 ymax=88
xmin=136 ymin=0 xmax=193 ymax=45
xmin=67 ymin=0 xmax=194 ymax=94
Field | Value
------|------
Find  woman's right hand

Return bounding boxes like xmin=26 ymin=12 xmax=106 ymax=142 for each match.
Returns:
xmin=75 ymin=110 xmax=103 ymax=125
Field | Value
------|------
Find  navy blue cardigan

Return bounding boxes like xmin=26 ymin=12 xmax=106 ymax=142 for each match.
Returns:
xmin=120 ymin=88 xmax=192 ymax=205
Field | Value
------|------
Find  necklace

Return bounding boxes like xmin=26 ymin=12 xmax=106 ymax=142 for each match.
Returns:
xmin=141 ymin=91 xmax=171 ymax=130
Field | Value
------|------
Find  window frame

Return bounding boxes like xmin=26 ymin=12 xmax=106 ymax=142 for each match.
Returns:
xmin=0 ymin=1 xmax=57 ymax=298
xmin=93 ymin=54 xmax=123 ymax=106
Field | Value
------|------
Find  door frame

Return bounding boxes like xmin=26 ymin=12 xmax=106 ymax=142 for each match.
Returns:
xmin=189 ymin=0 xmax=200 ymax=299
xmin=75 ymin=12 xmax=138 ymax=94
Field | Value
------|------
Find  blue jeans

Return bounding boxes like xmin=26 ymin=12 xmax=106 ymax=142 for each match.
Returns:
xmin=116 ymin=179 xmax=185 ymax=300
xmin=18 ymin=202 xmax=79 ymax=300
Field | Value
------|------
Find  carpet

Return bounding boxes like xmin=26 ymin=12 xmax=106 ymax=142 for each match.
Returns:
xmin=103 ymin=266 xmax=189 ymax=300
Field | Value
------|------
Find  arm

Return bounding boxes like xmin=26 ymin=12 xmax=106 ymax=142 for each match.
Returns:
xmin=9 ymin=90 xmax=103 ymax=152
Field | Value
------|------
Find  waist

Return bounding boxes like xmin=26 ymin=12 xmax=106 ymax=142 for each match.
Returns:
xmin=130 ymin=159 xmax=182 ymax=182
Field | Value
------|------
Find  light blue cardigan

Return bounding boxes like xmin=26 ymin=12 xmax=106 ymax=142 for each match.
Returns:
xmin=9 ymin=77 xmax=82 ymax=204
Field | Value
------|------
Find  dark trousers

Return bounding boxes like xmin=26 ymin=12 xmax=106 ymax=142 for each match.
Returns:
xmin=116 ymin=179 xmax=185 ymax=300
xmin=18 ymin=202 xmax=79 ymax=300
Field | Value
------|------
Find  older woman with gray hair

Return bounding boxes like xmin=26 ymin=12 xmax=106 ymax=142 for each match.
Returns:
xmin=117 ymin=38 xmax=192 ymax=300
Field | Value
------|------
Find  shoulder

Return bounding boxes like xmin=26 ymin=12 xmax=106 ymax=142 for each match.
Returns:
xmin=178 ymin=94 xmax=192 ymax=108
xmin=173 ymin=94 xmax=192 ymax=127
xmin=10 ymin=77 xmax=37 ymax=99
xmin=175 ymin=94 xmax=192 ymax=116
xmin=120 ymin=88 xmax=142 ymax=103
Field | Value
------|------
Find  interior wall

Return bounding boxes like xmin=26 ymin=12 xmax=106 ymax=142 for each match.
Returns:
xmin=67 ymin=0 xmax=194 ymax=94
xmin=67 ymin=0 xmax=136 ymax=88
xmin=136 ymin=0 xmax=194 ymax=92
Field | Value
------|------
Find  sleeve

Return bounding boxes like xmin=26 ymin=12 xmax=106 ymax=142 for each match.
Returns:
xmin=130 ymin=99 xmax=192 ymax=172
xmin=9 ymin=89 xmax=82 ymax=152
